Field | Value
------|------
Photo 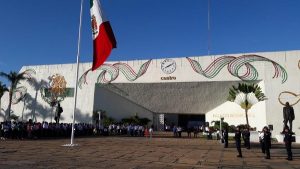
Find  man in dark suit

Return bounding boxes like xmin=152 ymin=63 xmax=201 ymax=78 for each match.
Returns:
xmin=283 ymin=102 xmax=295 ymax=132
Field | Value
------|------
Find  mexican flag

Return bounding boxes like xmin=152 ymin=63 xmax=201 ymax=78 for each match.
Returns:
xmin=90 ymin=0 xmax=117 ymax=71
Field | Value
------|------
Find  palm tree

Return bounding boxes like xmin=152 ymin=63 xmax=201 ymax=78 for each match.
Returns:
xmin=0 ymin=81 xmax=9 ymax=116
xmin=28 ymin=78 xmax=48 ymax=122
xmin=228 ymin=83 xmax=267 ymax=128
xmin=0 ymin=71 xmax=30 ymax=120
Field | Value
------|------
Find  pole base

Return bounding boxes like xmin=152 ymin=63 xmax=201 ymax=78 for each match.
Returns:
xmin=61 ymin=144 xmax=79 ymax=147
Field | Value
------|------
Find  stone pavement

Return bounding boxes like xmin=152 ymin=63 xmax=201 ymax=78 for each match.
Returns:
xmin=0 ymin=136 xmax=299 ymax=169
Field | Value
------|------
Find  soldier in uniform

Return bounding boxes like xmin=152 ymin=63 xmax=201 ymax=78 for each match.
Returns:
xmin=283 ymin=126 xmax=293 ymax=161
xmin=223 ymin=127 xmax=229 ymax=148
xmin=242 ymin=128 xmax=251 ymax=149
xmin=234 ymin=126 xmax=242 ymax=158
xmin=263 ymin=126 xmax=271 ymax=159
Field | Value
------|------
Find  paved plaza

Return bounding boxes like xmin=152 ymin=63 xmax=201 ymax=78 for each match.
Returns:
xmin=0 ymin=135 xmax=299 ymax=169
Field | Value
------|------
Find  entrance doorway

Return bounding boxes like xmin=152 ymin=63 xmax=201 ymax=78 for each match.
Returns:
xmin=164 ymin=114 xmax=205 ymax=130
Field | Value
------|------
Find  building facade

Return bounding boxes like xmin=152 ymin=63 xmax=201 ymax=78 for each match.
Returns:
xmin=1 ymin=50 xmax=300 ymax=135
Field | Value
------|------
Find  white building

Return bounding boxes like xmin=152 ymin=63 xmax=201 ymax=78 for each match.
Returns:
xmin=1 ymin=50 xmax=300 ymax=135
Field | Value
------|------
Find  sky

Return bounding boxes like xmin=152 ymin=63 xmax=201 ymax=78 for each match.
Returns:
xmin=0 ymin=0 xmax=300 ymax=85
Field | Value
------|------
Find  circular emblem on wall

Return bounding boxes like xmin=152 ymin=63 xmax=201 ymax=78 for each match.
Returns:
xmin=161 ymin=59 xmax=176 ymax=74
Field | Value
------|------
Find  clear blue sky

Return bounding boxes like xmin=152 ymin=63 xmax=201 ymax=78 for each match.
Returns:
xmin=1 ymin=0 xmax=300 ymax=85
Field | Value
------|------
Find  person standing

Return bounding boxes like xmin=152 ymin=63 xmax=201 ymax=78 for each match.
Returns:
xmin=187 ymin=127 xmax=192 ymax=138
xmin=283 ymin=126 xmax=293 ymax=161
xmin=144 ymin=127 xmax=149 ymax=138
xmin=283 ymin=102 xmax=295 ymax=132
xmin=177 ymin=126 xmax=182 ymax=138
xmin=259 ymin=129 xmax=265 ymax=154
xmin=149 ymin=125 xmax=153 ymax=139
xmin=244 ymin=128 xmax=250 ymax=149
xmin=263 ymin=126 xmax=271 ymax=159
xmin=223 ymin=127 xmax=229 ymax=148
xmin=234 ymin=127 xmax=242 ymax=158
xmin=173 ymin=126 xmax=177 ymax=137
xmin=242 ymin=129 xmax=246 ymax=147
xmin=55 ymin=103 xmax=63 ymax=124
xmin=193 ymin=126 xmax=199 ymax=138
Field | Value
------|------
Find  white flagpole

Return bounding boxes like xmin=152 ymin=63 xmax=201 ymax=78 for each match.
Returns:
xmin=70 ymin=0 xmax=84 ymax=146
xmin=207 ymin=0 xmax=211 ymax=57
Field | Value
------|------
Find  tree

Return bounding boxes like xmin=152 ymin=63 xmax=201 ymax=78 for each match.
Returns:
xmin=102 ymin=117 xmax=116 ymax=127
xmin=0 ymin=71 xmax=33 ymax=120
xmin=228 ymin=83 xmax=266 ymax=128
xmin=0 ymin=82 xmax=9 ymax=116
xmin=28 ymin=78 xmax=48 ymax=122
xmin=212 ymin=120 xmax=229 ymax=130
xmin=121 ymin=115 xmax=151 ymax=126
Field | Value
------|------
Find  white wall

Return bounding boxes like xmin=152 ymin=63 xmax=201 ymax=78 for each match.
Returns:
xmin=206 ymin=101 xmax=267 ymax=131
xmin=1 ymin=50 xmax=300 ymax=136
xmin=262 ymin=51 xmax=300 ymax=135
xmin=93 ymin=86 xmax=153 ymax=122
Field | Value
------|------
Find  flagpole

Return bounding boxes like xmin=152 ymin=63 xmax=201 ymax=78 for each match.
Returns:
xmin=70 ymin=0 xmax=84 ymax=146
xmin=207 ymin=0 xmax=211 ymax=57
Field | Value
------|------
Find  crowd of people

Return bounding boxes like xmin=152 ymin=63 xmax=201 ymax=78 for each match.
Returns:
xmin=0 ymin=118 xmax=295 ymax=161
xmin=0 ymin=120 xmax=155 ymax=140
xmin=0 ymin=120 xmax=95 ymax=140
xmin=172 ymin=125 xmax=213 ymax=138
xmin=101 ymin=124 xmax=154 ymax=138
xmin=229 ymin=102 xmax=295 ymax=161
xmin=231 ymin=125 xmax=294 ymax=161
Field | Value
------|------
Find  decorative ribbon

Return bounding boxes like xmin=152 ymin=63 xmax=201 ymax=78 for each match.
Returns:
xmin=278 ymin=91 xmax=300 ymax=106
xmin=187 ymin=54 xmax=288 ymax=83
xmin=79 ymin=60 xmax=152 ymax=88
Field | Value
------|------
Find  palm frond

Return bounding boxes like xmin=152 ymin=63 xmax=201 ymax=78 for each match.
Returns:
xmin=228 ymin=82 xmax=266 ymax=105
xmin=0 ymin=72 xmax=10 ymax=80
xmin=228 ymin=86 xmax=238 ymax=101
xmin=0 ymin=81 xmax=9 ymax=98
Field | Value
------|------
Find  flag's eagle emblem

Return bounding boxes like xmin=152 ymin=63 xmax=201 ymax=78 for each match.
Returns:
xmin=91 ymin=15 xmax=98 ymax=35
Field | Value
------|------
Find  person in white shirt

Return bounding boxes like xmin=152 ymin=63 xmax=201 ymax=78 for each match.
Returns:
xmin=259 ymin=129 xmax=265 ymax=154
xmin=149 ymin=126 xmax=153 ymax=139
xmin=117 ymin=125 xmax=120 ymax=134
xmin=138 ymin=125 xmax=144 ymax=136
xmin=177 ymin=126 xmax=182 ymax=137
